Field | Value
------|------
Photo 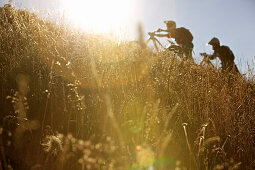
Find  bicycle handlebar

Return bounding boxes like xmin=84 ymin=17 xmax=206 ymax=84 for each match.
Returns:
xmin=200 ymin=53 xmax=210 ymax=58
xmin=148 ymin=31 xmax=156 ymax=37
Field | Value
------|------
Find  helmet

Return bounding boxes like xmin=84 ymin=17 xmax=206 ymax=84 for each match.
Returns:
xmin=164 ymin=20 xmax=176 ymax=30
xmin=208 ymin=37 xmax=220 ymax=46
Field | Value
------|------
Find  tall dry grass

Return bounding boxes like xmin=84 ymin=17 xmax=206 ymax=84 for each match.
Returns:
xmin=0 ymin=4 xmax=255 ymax=170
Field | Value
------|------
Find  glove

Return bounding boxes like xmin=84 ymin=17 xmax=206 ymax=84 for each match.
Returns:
xmin=200 ymin=53 xmax=207 ymax=57
xmin=156 ymin=28 xmax=163 ymax=32
xmin=148 ymin=32 xmax=155 ymax=36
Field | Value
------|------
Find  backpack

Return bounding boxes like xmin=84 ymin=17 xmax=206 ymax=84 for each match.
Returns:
xmin=173 ymin=27 xmax=193 ymax=44
xmin=219 ymin=45 xmax=235 ymax=62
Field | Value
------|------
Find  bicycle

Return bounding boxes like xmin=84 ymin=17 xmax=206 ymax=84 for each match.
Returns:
xmin=200 ymin=53 xmax=215 ymax=68
xmin=145 ymin=31 xmax=166 ymax=52
xmin=146 ymin=31 xmax=183 ymax=54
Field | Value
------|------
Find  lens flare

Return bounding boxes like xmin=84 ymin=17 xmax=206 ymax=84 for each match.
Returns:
xmin=62 ymin=0 xmax=134 ymax=36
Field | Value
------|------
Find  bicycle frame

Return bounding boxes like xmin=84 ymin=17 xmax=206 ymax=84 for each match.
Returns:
xmin=145 ymin=32 xmax=166 ymax=52
xmin=200 ymin=53 xmax=215 ymax=68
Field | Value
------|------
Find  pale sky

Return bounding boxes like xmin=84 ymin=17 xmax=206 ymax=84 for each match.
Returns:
xmin=1 ymin=0 xmax=255 ymax=73
xmin=137 ymin=0 xmax=255 ymax=73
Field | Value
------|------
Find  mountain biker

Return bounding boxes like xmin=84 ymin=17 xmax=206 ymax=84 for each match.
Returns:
xmin=200 ymin=37 xmax=240 ymax=74
xmin=153 ymin=20 xmax=194 ymax=62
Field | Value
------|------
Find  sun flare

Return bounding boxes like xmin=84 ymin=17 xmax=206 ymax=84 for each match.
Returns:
xmin=62 ymin=0 xmax=134 ymax=36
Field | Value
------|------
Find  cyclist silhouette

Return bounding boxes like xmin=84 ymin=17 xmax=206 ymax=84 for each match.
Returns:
xmin=154 ymin=20 xmax=194 ymax=62
xmin=200 ymin=37 xmax=240 ymax=74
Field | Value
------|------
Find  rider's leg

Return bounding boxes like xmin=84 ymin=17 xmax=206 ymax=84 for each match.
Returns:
xmin=183 ymin=43 xmax=194 ymax=62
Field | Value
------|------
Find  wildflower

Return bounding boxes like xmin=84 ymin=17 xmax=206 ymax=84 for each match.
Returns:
xmin=41 ymin=135 xmax=62 ymax=156
xmin=215 ymin=147 xmax=222 ymax=153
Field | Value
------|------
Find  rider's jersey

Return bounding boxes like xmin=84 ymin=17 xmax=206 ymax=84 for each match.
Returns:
xmin=210 ymin=45 xmax=235 ymax=71
xmin=168 ymin=27 xmax=193 ymax=45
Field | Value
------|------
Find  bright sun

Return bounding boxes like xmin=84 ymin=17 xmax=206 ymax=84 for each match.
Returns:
xmin=62 ymin=0 xmax=134 ymax=36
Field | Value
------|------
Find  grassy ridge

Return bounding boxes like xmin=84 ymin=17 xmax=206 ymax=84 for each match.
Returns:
xmin=0 ymin=4 xmax=255 ymax=169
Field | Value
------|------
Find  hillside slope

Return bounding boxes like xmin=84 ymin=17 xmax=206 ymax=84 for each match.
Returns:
xmin=0 ymin=4 xmax=255 ymax=170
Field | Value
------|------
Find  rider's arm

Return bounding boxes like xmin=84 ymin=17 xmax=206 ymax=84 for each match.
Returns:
xmin=154 ymin=33 xmax=169 ymax=38
xmin=200 ymin=53 xmax=217 ymax=60
xmin=157 ymin=29 xmax=169 ymax=32
xmin=208 ymin=52 xmax=218 ymax=60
